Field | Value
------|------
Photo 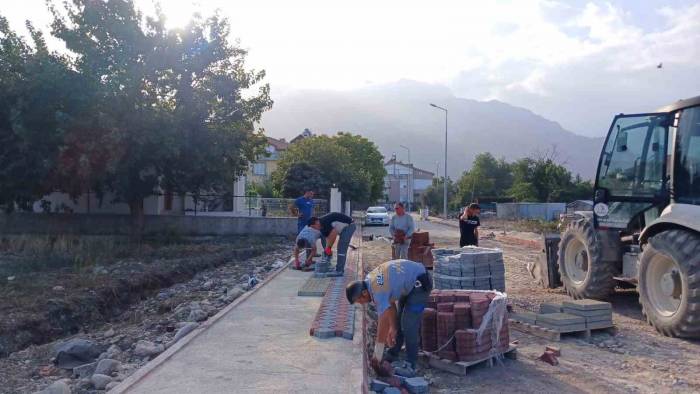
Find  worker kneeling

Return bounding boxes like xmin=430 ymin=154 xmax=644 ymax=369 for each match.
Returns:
xmin=346 ymin=259 xmax=431 ymax=377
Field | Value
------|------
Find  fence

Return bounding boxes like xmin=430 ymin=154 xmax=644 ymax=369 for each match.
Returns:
xmin=192 ymin=197 xmax=329 ymax=218
xmin=496 ymin=203 xmax=566 ymax=221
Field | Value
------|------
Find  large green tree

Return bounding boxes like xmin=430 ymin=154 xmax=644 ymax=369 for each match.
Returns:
xmin=0 ymin=17 xmax=83 ymax=211
xmin=48 ymin=0 xmax=270 ymax=220
xmin=272 ymin=133 xmax=384 ymax=203
xmin=453 ymin=153 xmax=512 ymax=205
xmin=508 ymin=157 xmax=592 ymax=202
xmin=421 ymin=177 xmax=456 ymax=214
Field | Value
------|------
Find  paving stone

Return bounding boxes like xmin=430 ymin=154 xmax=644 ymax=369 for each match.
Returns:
xmin=537 ymin=313 xmax=586 ymax=325
xmin=404 ymin=376 xmax=429 ymax=393
xmin=562 ymin=307 xmax=612 ymax=318
xmin=538 ymin=322 xmax=587 ymax=332
xmin=587 ymin=320 xmax=614 ymax=329
xmin=562 ymin=299 xmax=612 ymax=311
xmin=540 ymin=302 xmax=563 ymax=314
xmin=371 ymin=378 xmax=391 ymax=392
xmin=512 ymin=312 xmax=537 ymax=325
xmin=384 ymin=388 xmax=402 ymax=394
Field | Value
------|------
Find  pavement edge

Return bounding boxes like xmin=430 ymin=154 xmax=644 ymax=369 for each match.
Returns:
xmin=108 ymin=257 xmax=292 ymax=394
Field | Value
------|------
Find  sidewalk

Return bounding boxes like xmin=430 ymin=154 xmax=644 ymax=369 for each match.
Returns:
xmin=115 ymin=266 xmax=363 ymax=393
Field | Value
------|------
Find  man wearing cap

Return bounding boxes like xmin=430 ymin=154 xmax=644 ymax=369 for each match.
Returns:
xmin=346 ymin=259 xmax=432 ymax=377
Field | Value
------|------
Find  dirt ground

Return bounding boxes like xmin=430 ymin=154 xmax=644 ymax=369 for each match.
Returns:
xmin=361 ymin=218 xmax=700 ymax=394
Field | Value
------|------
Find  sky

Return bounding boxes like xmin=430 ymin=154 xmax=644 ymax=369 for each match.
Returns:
xmin=3 ymin=0 xmax=700 ymax=137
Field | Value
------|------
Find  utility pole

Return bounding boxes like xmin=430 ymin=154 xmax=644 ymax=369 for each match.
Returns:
xmin=430 ymin=103 xmax=448 ymax=218
xmin=400 ymin=145 xmax=411 ymax=211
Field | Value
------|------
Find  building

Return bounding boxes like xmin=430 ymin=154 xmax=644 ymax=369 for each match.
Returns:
xmin=247 ymin=136 xmax=290 ymax=184
xmin=383 ymin=157 xmax=434 ymax=209
xmin=290 ymin=128 xmax=314 ymax=144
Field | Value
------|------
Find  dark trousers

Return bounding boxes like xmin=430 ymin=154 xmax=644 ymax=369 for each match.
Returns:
xmin=388 ymin=274 xmax=431 ymax=367
xmin=297 ymin=218 xmax=306 ymax=234
xmin=335 ymin=223 xmax=356 ymax=273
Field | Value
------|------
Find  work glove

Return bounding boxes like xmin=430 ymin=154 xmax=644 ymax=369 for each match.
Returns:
xmin=324 ymin=246 xmax=333 ymax=256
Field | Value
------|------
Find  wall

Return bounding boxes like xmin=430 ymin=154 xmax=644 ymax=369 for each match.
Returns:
xmin=496 ymin=203 xmax=566 ymax=221
xmin=0 ymin=213 xmax=296 ymax=236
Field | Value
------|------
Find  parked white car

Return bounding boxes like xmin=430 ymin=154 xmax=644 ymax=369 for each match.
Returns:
xmin=364 ymin=206 xmax=390 ymax=226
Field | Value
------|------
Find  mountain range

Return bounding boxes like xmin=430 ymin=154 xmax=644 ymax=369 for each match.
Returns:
xmin=260 ymin=80 xmax=605 ymax=179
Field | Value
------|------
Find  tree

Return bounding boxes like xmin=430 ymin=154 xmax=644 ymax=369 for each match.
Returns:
xmin=508 ymin=156 xmax=592 ymax=202
xmin=421 ymin=177 xmax=456 ymax=214
xmin=0 ymin=16 xmax=82 ymax=211
xmin=272 ymin=134 xmax=380 ymax=203
xmin=334 ymin=132 xmax=386 ymax=202
xmin=454 ymin=153 xmax=512 ymax=205
xmin=49 ymin=0 xmax=270 ymax=224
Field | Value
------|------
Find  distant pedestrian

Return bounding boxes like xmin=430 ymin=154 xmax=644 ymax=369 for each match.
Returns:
xmin=389 ymin=202 xmax=415 ymax=259
xmin=294 ymin=189 xmax=315 ymax=234
xmin=459 ymin=203 xmax=481 ymax=247
xmin=318 ymin=212 xmax=356 ymax=276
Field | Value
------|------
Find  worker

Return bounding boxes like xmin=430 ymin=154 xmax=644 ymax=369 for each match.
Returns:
xmin=294 ymin=189 xmax=315 ymax=234
xmin=292 ymin=221 xmax=321 ymax=270
xmin=389 ymin=202 xmax=415 ymax=259
xmin=317 ymin=212 xmax=355 ymax=276
xmin=346 ymin=259 xmax=431 ymax=377
xmin=459 ymin=203 xmax=481 ymax=247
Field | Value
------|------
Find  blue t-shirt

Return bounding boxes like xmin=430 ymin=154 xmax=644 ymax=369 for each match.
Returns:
xmin=365 ymin=260 xmax=426 ymax=315
xmin=295 ymin=196 xmax=314 ymax=222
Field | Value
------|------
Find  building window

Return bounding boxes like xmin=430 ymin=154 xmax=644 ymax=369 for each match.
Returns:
xmin=253 ymin=162 xmax=266 ymax=176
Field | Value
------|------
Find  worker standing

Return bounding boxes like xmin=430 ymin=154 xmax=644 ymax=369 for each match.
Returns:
xmin=346 ymin=260 xmax=431 ymax=377
xmin=317 ymin=212 xmax=355 ymax=276
xmin=294 ymin=189 xmax=315 ymax=234
xmin=459 ymin=203 xmax=481 ymax=247
xmin=389 ymin=202 xmax=415 ymax=259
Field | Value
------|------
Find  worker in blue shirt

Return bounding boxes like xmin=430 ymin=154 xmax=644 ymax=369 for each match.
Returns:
xmin=346 ymin=260 xmax=431 ymax=377
xmin=294 ymin=189 xmax=315 ymax=234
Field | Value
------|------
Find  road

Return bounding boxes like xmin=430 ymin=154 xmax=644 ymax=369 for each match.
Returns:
xmin=361 ymin=215 xmax=700 ymax=394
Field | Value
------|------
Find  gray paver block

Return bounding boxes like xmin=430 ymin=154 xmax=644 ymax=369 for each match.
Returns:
xmin=538 ymin=322 xmax=587 ymax=332
xmin=540 ymin=302 xmax=563 ymax=314
xmin=537 ymin=313 xmax=586 ymax=325
xmin=562 ymin=299 xmax=612 ymax=311
xmin=313 ymin=328 xmax=335 ymax=339
xmin=370 ymin=379 xmax=391 ymax=392
xmin=562 ymin=308 xmax=612 ymax=319
xmin=404 ymin=376 xmax=429 ymax=393
xmin=587 ymin=321 xmax=614 ymax=329
xmin=384 ymin=388 xmax=401 ymax=394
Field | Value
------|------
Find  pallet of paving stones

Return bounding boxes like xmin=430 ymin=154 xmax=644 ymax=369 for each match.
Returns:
xmin=419 ymin=344 xmax=517 ymax=376
xmin=510 ymin=299 xmax=615 ymax=341
xmin=431 ymin=247 xmax=506 ymax=291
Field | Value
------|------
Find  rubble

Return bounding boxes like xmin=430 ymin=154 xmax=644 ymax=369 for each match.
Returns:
xmin=2 ymin=247 xmax=289 ymax=393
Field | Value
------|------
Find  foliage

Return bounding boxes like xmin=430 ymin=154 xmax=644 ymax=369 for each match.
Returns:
xmin=0 ymin=1 xmax=270 ymax=219
xmin=333 ymin=132 xmax=386 ymax=201
xmin=248 ymin=179 xmax=280 ymax=198
xmin=453 ymin=151 xmax=593 ymax=204
xmin=0 ymin=17 xmax=82 ymax=211
xmin=271 ymin=133 xmax=385 ymax=203
xmin=421 ymin=177 xmax=457 ymax=214
xmin=453 ymin=153 xmax=512 ymax=205
xmin=46 ymin=0 xmax=271 ymax=216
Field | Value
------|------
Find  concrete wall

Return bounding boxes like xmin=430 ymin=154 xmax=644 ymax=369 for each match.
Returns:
xmin=496 ymin=203 xmax=566 ymax=221
xmin=0 ymin=213 xmax=296 ymax=236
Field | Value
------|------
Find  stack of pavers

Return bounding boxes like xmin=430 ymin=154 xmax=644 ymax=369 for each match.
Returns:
xmin=408 ymin=231 xmax=435 ymax=268
xmin=535 ymin=312 xmax=586 ymax=333
xmin=562 ymin=299 xmax=613 ymax=329
xmin=431 ymin=247 xmax=506 ymax=291
xmin=422 ymin=289 xmax=510 ymax=363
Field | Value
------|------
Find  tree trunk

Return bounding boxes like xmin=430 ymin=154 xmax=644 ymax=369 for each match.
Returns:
xmin=129 ymin=198 xmax=145 ymax=241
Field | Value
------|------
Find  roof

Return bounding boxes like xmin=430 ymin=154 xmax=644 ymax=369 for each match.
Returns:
xmin=384 ymin=158 xmax=435 ymax=177
xmin=290 ymin=128 xmax=314 ymax=144
xmin=655 ymin=95 xmax=700 ymax=113
xmin=266 ymin=136 xmax=289 ymax=151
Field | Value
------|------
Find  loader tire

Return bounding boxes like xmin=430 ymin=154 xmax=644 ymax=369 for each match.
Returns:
xmin=558 ymin=219 xmax=615 ymax=300
xmin=639 ymin=229 xmax=700 ymax=338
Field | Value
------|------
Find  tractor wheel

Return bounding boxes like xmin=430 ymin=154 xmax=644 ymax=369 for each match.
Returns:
xmin=639 ymin=229 xmax=700 ymax=337
xmin=558 ymin=219 xmax=616 ymax=299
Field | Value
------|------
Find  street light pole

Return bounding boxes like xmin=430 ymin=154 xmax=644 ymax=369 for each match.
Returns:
xmin=430 ymin=103 xmax=448 ymax=219
xmin=399 ymin=144 xmax=411 ymax=211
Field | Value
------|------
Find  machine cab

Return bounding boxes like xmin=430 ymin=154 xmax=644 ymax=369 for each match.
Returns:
xmin=594 ymin=99 xmax=700 ymax=236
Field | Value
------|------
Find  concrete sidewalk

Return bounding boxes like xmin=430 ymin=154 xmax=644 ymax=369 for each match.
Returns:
xmin=118 ymin=267 xmax=363 ymax=393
